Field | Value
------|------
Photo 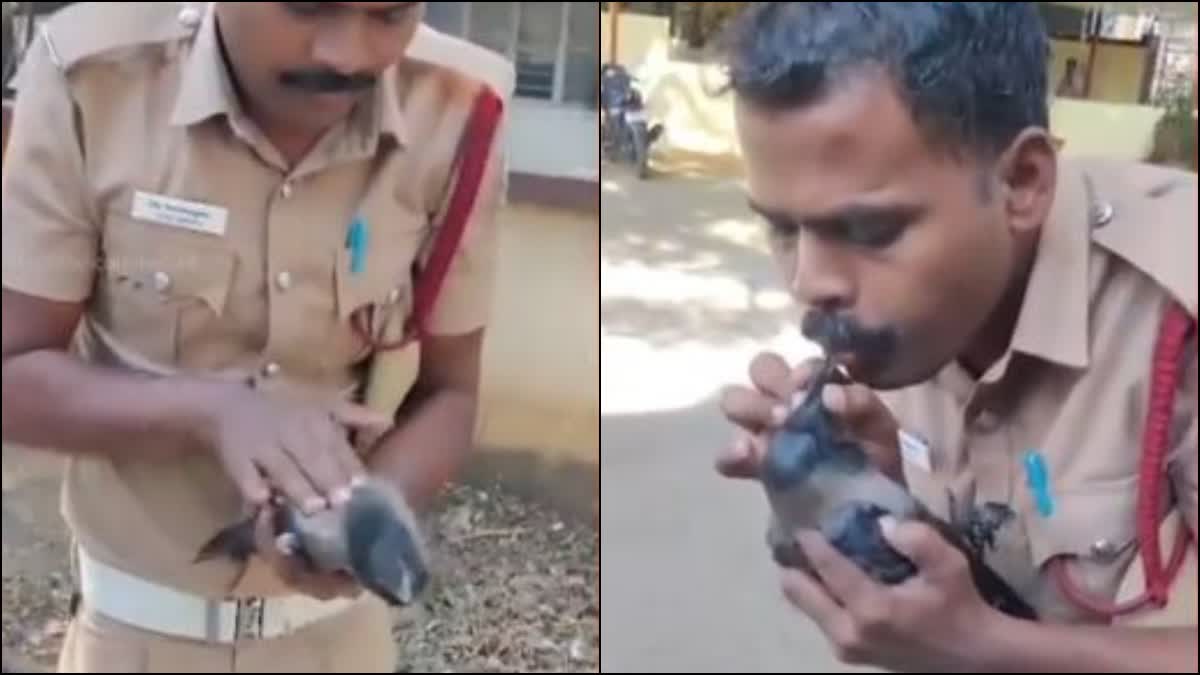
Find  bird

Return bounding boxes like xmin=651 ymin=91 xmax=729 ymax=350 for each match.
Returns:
xmin=760 ymin=357 xmax=1039 ymax=621
xmin=196 ymin=476 xmax=430 ymax=608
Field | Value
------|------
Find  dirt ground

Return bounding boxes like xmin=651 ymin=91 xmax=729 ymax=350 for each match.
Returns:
xmin=1 ymin=447 xmax=598 ymax=673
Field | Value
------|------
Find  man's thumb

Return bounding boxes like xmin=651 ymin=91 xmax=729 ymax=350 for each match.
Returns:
xmin=879 ymin=516 xmax=950 ymax=575
xmin=332 ymin=401 xmax=394 ymax=431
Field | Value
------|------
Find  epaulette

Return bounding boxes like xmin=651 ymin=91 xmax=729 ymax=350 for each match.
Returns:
xmin=1087 ymin=159 xmax=1199 ymax=319
xmin=406 ymin=24 xmax=516 ymax=103
xmin=37 ymin=1 xmax=199 ymax=75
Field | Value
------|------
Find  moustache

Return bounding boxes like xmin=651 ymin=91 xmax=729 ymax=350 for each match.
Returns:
xmin=279 ymin=69 xmax=377 ymax=94
xmin=801 ymin=311 xmax=898 ymax=362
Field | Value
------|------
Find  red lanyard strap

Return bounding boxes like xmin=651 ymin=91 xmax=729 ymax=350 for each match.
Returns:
xmin=352 ymin=84 xmax=505 ymax=352
xmin=1052 ymin=300 xmax=1196 ymax=619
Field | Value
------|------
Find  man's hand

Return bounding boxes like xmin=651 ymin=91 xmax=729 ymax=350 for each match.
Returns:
xmin=252 ymin=503 xmax=360 ymax=602
xmin=717 ymin=351 xmax=904 ymax=483
xmin=196 ymin=385 xmax=393 ymax=513
xmin=781 ymin=517 xmax=997 ymax=672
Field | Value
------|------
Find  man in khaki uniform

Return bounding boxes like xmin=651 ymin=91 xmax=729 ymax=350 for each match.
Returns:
xmin=714 ymin=3 xmax=1197 ymax=672
xmin=1 ymin=2 xmax=512 ymax=672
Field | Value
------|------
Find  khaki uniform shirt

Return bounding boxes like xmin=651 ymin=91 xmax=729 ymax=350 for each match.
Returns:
xmin=880 ymin=157 xmax=1198 ymax=625
xmin=1 ymin=2 xmax=512 ymax=598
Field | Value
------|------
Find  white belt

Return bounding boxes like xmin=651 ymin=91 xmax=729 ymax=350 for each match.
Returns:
xmin=77 ymin=548 xmax=356 ymax=642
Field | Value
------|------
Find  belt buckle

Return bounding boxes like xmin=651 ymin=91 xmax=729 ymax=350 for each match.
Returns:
xmin=234 ymin=596 xmax=266 ymax=640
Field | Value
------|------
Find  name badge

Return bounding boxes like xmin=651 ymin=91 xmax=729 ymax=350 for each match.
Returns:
xmin=898 ymin=429 xmax=933 ymax=472
xmin=131 ymin=191 xmax=228 ymax=236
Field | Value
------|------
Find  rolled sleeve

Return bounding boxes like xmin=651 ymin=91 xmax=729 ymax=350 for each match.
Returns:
xmin=422 ymin=101 xmax=506 ymax=337
xmin=1 ymin=33 xmax=99 ymax=303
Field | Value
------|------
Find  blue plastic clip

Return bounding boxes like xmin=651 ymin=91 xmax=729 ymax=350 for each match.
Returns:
xmin=1023 ymin=451 xmax=1055 ymax=518
xmin=346 ymin=215 xmax=368 ymax=276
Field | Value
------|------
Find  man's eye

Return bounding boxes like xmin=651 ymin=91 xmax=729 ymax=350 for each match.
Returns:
xmin=374 ymin=5 xmax=416 ymax=24
xmin=282 ymin=2 xmax=328 ymax=18
xmin=843 ymin=218 xmax=903 ymax=248
xmin=766 ymin=218 xmax=800 ymax=239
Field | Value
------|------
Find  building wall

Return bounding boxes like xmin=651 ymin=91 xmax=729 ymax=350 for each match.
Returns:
xmin=509 ymin=98 xmax=598 ymax=182
xmin=426 ymin=2 xmax=599 ymax=212
xmin=600 ymin=10 xmax=672 ymax=67
xmin=1049 ymin=38 xmax=1153 ymax=104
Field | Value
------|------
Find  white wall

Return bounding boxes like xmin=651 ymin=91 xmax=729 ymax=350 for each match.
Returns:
xmin=507 ymin=98 xmax=599 ymax=182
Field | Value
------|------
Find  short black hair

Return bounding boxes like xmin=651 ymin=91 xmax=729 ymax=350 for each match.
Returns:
xmin=720 ymin=2 xmax=1051 ymax=160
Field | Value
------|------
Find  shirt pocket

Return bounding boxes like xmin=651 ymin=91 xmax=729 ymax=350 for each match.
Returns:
xmin=330 ymin=218 xmax=425 ymax=364
xmin=1024 ymin=474 xmax=1141 ymax=617
xmin=93 ymin=215 xmax=236 ymax=368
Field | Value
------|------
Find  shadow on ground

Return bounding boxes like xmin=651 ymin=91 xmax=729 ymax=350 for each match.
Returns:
xmin=601 ymin=163 xmax=797 ymax=351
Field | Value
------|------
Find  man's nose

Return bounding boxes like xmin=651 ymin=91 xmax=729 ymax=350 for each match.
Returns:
xmin=789 ymin=235 xmax=855 ymax=311
xmin=311 ymin=19 xmax=373 ymax=75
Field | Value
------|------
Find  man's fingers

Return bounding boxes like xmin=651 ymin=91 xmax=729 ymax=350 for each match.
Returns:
xmin=331 ymin=401 xmax=394 ymax=432
xmin=720 ymin=385 xmax=788 ymax=433
xmin=283 ymin=424 xmax=351 ymax=506
xmin=795 ymin=529 xmax=880 ymax=613
xmin=258 ymin=451 xmax=326 ymax=515
xmin=821 ymin=383 xmax=880 ymax=421
xmin=788 ymin=357 xmax=827 ymax=393
xmin=328 ymin=436 xmax=368 ymax=496
xmin=227 ymin=454 xmax=271 ymax=506
xmin=715 ymin=434 xmax=764 ymax=479
xmin=879 ymin=517 xmax=962 ymax=580
xmin=253 ymin=507 xmax=282 ymax=558
xmin=747 ymin=352 xmax=795 ymax=401
xmin=780 ymin=565 xmax=845 ymax=628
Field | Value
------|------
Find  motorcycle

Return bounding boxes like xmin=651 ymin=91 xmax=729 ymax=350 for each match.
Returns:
xmin=600 ymin=63 xmax=664 ymax=179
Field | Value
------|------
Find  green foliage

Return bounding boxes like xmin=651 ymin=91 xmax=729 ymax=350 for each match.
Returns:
xmin=1147 ymin=82 xmax=1197 ymax=172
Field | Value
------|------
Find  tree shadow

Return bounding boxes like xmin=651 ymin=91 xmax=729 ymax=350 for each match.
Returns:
xmin=601 ymin=166 xmax=798 ymax=350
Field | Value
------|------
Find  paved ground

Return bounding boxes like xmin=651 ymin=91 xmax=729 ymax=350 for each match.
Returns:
xmin=599 ymin=161 xmax=879 ymax=674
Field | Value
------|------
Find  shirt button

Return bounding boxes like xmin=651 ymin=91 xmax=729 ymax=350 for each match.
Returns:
xmin=262 ymin=362 xmax=281 ymax=377
xmin=1089 ymin=201 xmax=1114 ymax=229
xmin=280 ymin=182 xmax=294 ymax=199
xmin=152 ymin=271 xmax=172 ymax=292
xmin=1091 ymin=539 xmax=1121 ymax=562
xmin=275 ymin=271 xmax=293 ymax=291
xmin=177 ymin=6 xmax=202 ymax=29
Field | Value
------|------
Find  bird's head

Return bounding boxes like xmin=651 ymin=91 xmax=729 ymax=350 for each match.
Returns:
xmin=343 ymin=483 xmax=430 ymax=607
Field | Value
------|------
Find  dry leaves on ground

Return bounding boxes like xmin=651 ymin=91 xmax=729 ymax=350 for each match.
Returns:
xmin=397 ymin=483 xmax=598 ymax=673
xmin=2 ymin=481 xmax=597 ymax=674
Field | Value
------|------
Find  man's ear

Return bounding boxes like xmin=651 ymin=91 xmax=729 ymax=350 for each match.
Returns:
xmin=996 ymin=127 xmax=1057 ymax=236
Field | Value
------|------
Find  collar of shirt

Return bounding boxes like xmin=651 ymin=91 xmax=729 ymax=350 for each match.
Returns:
xmin=933 ymin=159 xmax=1095 ymax=400
xmin=167 ymin=3 xmax=408 ymax=165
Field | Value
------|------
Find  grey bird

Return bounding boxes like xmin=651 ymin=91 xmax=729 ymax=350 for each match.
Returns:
xmin=760 ymin=358 xmax=1039 ymax=621
xmin=196 ymin=477 xmax=430 ymax=607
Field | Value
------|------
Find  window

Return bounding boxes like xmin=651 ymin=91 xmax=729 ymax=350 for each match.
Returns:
xmin=515 ymin=2 xmax=561 ymax=100
xmin=467 ymin=3 xmax=515 ymax=62
xmin=424 ymin=1 xmax=467 ymax=36
xmin=423 ymin=2 xmax=598 ymax=109
xmin=562 ymin=1 xmax=599 ymax=106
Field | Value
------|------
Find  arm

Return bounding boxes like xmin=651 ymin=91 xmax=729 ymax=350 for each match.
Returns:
xmin=366 ymin=330 xmax=484 ymax=511
xmin=0 ymin=32 xmax=222 ymax=460
xmin=1 ymin=289 xmax=224 ymax=459
xmin=363 ymin=84 xmax=505 ymax=512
